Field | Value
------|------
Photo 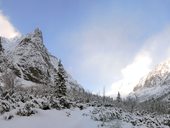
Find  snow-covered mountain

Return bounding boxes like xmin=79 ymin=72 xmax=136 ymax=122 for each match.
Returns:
xmin=0 ymin=29 xmax=170 ymax=128
xmin=132 ymin=59 xmax=170 ymax=102
xmin=0 ymin=28 xmax=81 ymax=90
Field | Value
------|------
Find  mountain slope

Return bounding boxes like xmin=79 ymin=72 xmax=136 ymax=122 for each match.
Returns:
xmin=132 ymin=59 xmax=170 ymax=102
xmin=0 ymin=28 xmax=81 ymax=90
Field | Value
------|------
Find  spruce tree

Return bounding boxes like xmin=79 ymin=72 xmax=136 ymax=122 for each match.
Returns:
xmin=56 ymin=59 xmax=67 ymax=97
xmin=0 ymin=37 xmax=3 ymax=52
xmin=116 ymin=92 xmax=121 ymax=103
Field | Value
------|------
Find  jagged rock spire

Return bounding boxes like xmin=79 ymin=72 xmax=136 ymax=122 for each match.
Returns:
xmin=33 ymin=28 xmax=42 ymax=37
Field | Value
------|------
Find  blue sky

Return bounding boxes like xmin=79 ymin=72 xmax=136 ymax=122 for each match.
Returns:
xmin=0 ymin=0 xmax=170 ymax=96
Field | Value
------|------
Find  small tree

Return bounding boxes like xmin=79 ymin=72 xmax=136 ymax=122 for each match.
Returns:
xmin=125 ymin=96 xmax=137 ymax=113
xmin=116 ymin=92 xmax=122 ymax=103
xmin=103 ymin=86 xmax=105 ymax=105
xmin=0 ymin=37 xmax=3 ymax=52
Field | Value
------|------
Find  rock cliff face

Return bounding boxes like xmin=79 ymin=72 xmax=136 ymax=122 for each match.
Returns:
xmin=0 ymin=28 xmax=81 ymax=90
xmin=132 ymin=59 xmax=170 ymax=102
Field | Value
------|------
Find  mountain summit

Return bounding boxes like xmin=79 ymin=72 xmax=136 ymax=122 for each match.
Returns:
xmin=0 ymin=28 xmax=81 ymax=90
xmin=132 ymin=59 xmax=170 ymax=102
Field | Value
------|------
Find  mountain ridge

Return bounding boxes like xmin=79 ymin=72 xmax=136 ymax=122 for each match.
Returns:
xmin=132 ymin=58 xmax=170 ymax=102
xmin=0 ymin=28 xmax=82 ymax=90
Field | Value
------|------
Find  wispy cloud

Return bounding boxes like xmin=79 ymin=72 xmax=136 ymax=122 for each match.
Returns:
xmin=69 ymin=23 xmax=142 ymax=92
xmin=0 ymin=11 xmax=20 ymax=38
xmin=107 ymin=51 xmax=152 ymax=97
xmin=50 ymin=1 xmax=170 ymax=96
xmin=107 ymin=25 xmax=170 ymax=97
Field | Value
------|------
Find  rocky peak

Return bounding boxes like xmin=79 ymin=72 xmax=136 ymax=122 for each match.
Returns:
xmin=18 ymin=28 xmax=47 ymax=56
xmin=132 ymin=58 xmax=170 ymax=102
xmin=0 ymin=28 xmax=82 ymax=91
xmin=32 ymin=28 xmax=43 ymax=41
xmin=134 ymin=59 xmax=170 ymax=91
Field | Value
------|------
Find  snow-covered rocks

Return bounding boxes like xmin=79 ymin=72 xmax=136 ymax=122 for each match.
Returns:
xmin=0 ymin=28 xmax=82 ymax=92
xmin=132 ymin=59 xmax=170 ymax=102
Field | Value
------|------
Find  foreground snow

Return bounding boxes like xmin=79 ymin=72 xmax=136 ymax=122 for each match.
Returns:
xmin=0 ymin=107 xmax=100 ymax=128
xmin=0 ymin=107 xmax=138 ymax=128
xmin=2 ymin=106 xmax=168 ymax=128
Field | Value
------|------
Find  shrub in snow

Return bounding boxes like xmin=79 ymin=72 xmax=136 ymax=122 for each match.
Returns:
xmin=0 ymin=101 xmax=10 ymax=114
xmin=59 ymin=97 xmax=71 ymax=109
xmin=3 ymin=114 xmax=14 ymax=120
xmin=76 ymin=103 xmax=86 ymax=110
xmin=16 ymin=103 xmax=37 ymax=116
xmin=163 ymin=118 xmax=170 ymax=127
xmin=91 ymin=107 xmax=122 ymax=122
xmin=79 ymin=105 xmax=84 ymax=110
xmin=50 ymin=101 xmax=61 ymax=110
xmin=16 ymin=108 xmax=36 ymax=116
xmin=32 ymin=99 xmax=40 ymax=107
xmin=49 ymin=98 xmax=61 ymax=110
xmin=40 ymin=101 xmax=50 ymax=110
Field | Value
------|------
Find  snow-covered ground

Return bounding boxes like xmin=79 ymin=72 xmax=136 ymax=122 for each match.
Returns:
xmin=0 ymin=107 xmax=100 ymax=128
xmin=0 ymin=108 xmax=133 ymax=128
xmin=1 ymin=106 xmax=169 ymax=128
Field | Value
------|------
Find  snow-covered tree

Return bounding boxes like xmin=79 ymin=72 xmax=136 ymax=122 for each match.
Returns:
xmin=0 ymin=37 xmax=3 ymax=52
xmin=55 ymin=59 xmax=67 ymax=97
xmin=124 ymin=96 xmax=137 ymax=113
xmin=116 ymin=92 xmax=122 ymax=103
xmin=103 ymin=86 xmax=105 ymax=105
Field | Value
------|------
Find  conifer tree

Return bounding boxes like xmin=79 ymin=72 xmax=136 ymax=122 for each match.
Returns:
xmin=56 ymin=59 xmax=67 ymax=97
xmin=116 ymin=92 xmax=122 ymax=103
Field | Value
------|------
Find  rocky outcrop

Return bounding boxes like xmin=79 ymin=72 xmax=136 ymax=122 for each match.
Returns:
xmin=0 ymin=28 xmax=81 ymax=90
xmin=132 ymin=59 xmax=170 ymax=102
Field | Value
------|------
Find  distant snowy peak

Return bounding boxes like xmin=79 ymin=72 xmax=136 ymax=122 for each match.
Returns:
xmin=0 ymin=28 xmax=82 ymax=91
xmin=132 ymin=59 xmax=170 ymax=102
xmin=134 ymin=59 xmax=170 ymax=91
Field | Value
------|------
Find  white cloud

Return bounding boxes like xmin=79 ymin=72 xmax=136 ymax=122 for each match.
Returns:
xmin=121 ymin=52 xmax=151 ymax=82
xmin=106 ymin=51 xmax=152 ymax=97
xmin=70 ymin=24 xmax=139 ymax=91
xmin=107 ymin=25 xmax=170 ymax=97
xmin=65 ymin=8 xmax=170 ymax=96
xmin=0 ymin=11 xmax=20 ymax=38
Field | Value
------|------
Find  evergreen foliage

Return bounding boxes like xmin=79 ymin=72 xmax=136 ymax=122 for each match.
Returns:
xmin=55 ymin=59 xmax=67 ymax=97
xmin=116 ymin=92 xmax=121 ymax=103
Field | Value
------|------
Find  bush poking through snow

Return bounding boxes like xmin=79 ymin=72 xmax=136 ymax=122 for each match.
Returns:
xmin=59 ymin=97 xmax=71 ymax=109
xmin=79 ymin=105 xmax=84 ymax=110
xmin=16 ymin=102 xmax=37 ymax=116
xmin=40 ymin=101 xmax=50 ymax=110
xmin=50 ymin=101 xmax=61 ymax=110
xmin=0 ymin=101 xmax=10 ymax=114
xmin=16 ymin=107 xmax=37 ymax=116
xmin=3 ymin=114 xmax=14 ymax=120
